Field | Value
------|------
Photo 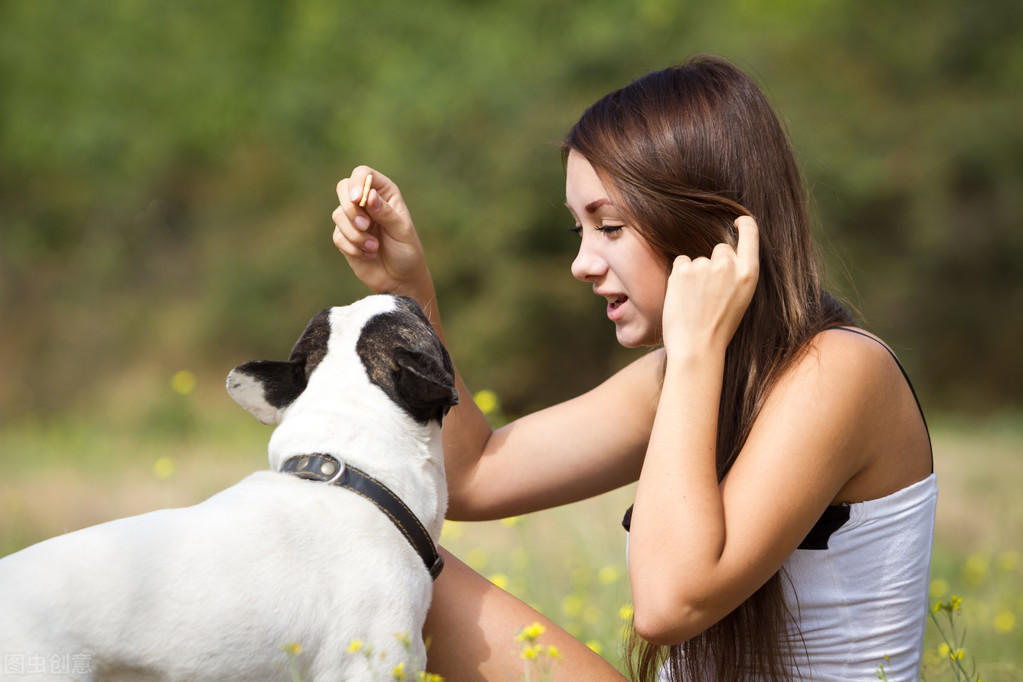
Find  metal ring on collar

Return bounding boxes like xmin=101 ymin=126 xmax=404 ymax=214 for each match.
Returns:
xmin=281 ymin=454 xmax=346 ymax=485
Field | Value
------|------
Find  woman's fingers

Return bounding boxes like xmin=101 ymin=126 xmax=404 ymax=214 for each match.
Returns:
xmin=332 ymin=168 xmax=396 ymax=260
xmin=331 ymin=164 xmax=433 ymax=297
xmin=336 ymin=167 xmax=414 ymax=244
xmin=332 ymin=222 xmax=375 ymax=260
xmin=331 ymin=183 xmax=376 ymax=260
xmin=662 ymin=216 xmax=762 ymax=352
xmin=734 ymin=215 xmax=760 ymax=279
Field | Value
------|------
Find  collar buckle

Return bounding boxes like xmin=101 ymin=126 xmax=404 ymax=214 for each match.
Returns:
xmin=280 ymin=453 xmax=443 ymax=581
xmin=281 ymin=454 xmax=345 ymax=485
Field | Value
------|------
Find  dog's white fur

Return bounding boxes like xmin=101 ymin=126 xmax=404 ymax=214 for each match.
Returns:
xmin=0 ymin=295 xmax=451 ymax=681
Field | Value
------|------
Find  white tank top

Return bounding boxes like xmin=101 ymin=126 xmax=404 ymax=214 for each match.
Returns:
xmin=782 ymin=473 xmax=938 ymax=680
xmin=647 ymin=473 xmax=938 ymax=681
xmin=633 ymin=327 xmax=937 ymax=680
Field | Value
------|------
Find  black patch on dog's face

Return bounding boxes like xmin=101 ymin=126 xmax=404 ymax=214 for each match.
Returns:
xmin=288 ymin=308 xmax=332 ymax=381
xmin=229 ymin=308 xmax=332 ymax=415
xmin=356 ymin=297 xmax=458 ymax=424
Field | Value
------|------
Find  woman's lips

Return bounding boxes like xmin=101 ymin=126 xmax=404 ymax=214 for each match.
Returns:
xmin=606 ymin=295 xmax=628 ymax=321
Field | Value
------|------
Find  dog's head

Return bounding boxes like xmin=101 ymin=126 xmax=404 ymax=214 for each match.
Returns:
xmin=226 ymin=295 xmax=458 ymax=427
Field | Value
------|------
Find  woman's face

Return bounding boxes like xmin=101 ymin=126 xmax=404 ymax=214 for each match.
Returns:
xmin=565 ymin=150 xmax=669 ymax=348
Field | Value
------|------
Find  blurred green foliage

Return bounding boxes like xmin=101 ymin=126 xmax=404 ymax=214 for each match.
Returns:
xmin=1 ymin=0 xmax=1021 ymax=421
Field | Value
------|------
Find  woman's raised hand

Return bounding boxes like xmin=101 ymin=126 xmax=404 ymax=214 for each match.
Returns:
xmin=661 ymin=215 xmax=760 ymax=356
xmin=331 ymin=166 xmax=432 ymax=299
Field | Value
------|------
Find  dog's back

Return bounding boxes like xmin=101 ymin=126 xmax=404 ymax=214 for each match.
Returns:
xmin=0 ymin=295 xmax=457 ymax=681
xmin=1 ymin=472 xmax=432 ymax=680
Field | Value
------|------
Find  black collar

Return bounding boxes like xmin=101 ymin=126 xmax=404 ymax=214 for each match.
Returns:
xmin=280 ymin=453 xmax=444 ymax=580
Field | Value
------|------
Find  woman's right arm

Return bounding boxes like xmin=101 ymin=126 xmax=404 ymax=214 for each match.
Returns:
xmin=332 ymin=167 xmax=657 ymax=520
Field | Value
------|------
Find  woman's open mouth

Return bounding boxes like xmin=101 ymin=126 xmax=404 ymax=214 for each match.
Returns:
xmin=606 ymin=295 xmax=628 ymax=321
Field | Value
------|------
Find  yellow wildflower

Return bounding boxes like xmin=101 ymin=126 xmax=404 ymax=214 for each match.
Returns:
xmin=928 ymin=578 xmax=949 ymax=599
xmin=473 ymin=389 xmax=499 ymax=415
xmin=516 ymin=622 xmax=546 ymax=642
xmin=152 ymin=456 xmax=176 ymax=480
xmin=561 ymin=594 xmax=583 ymax=618
xmin=171 ymin=369 xmax=197 ymax=395
xmin=961 ymin=553 xmax=989 ymax=585
xmin=993 ymin=610 xmax=1016 ymax=634
xmin=598 ymin=565 xmax=621 ymax=584
xmin=997 ymin=550 xmax=1020 ymax=572
xmin=933 ymin=595 xmax=963 ymax=614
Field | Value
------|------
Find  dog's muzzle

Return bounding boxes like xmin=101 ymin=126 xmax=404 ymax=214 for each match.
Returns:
xmin=281 ymin=454 xmax=444 ymax=580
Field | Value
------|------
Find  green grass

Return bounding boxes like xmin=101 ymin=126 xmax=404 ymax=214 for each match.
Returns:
xmin=1 ymin=405 xmax=1020 ymax=679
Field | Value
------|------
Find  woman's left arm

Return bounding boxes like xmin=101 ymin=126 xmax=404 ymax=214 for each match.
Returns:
xmin=626 ymin=217 xmax=871 ymax=644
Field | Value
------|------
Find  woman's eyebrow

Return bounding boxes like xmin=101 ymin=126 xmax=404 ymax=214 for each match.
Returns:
xmin=584 ymin=198 xmax=612 ymax=213
xmin=563 ymin=197 xmax=613 ymax=214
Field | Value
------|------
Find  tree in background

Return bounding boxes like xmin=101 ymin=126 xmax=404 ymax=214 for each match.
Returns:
xmin=1 ymin=0 xmax=1020 ymax=421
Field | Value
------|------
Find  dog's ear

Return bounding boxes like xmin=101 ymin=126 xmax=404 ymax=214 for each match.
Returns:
xmin=226 ymin=359 xmax=307 ymax=425
xmin=394 ymin=349 xmax=460 ymax=424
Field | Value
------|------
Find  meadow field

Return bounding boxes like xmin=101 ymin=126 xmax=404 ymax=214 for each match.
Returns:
xmin=1 ymin=397 xmax=1020 ymax=680
xmin=3 ymin=3 xmax=1020 ymax=680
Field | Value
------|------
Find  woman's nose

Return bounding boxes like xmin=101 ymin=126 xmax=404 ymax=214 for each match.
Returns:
xmin=571 ymin=239 xmax=607 ymax=282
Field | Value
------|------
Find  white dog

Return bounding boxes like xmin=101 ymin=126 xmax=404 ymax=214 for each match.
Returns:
xmin=0 ymin=294 xmax=458 ymax=681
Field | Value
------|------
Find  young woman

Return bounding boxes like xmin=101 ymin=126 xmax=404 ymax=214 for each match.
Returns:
xmin=331 ymin=55 xmax=936 ymax=681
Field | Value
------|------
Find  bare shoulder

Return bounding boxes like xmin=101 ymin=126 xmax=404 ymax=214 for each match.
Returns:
xmin=717 ymin=327 xmax=929 ymax=566
xmin=761 ymin=327 xmax=895 ymax=426
xmin=771 ymin=326 xmax=931 ymax=503
xmin=792 ymin=326 xmax=901 ymax=387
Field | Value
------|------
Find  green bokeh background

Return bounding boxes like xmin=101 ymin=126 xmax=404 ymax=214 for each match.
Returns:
xmin=2 ymin=2 xmax=1022 ymax=676
xmin=2 ymin=0 xmax=1021 ymax=421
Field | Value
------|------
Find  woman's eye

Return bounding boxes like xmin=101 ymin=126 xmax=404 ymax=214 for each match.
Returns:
xmin=567 ymin=224 xmax=624 ymax=237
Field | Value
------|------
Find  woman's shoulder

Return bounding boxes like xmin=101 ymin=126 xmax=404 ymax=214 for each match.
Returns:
xmin=761 ymin=325 xmax=920 ymax=449
xmin=814 ymin=325 xmax=897 ymax=356
xmin=780 ymin=325 xmax=924 ymax=443
xmin=789 ymin=326 xmax=932 ymax=503
xmin=794 ymin=325 xmax=907 ymax=392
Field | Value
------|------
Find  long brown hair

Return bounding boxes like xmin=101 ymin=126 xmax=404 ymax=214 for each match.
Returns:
xmin=563 ymin=55 xmax=852 ymax=680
